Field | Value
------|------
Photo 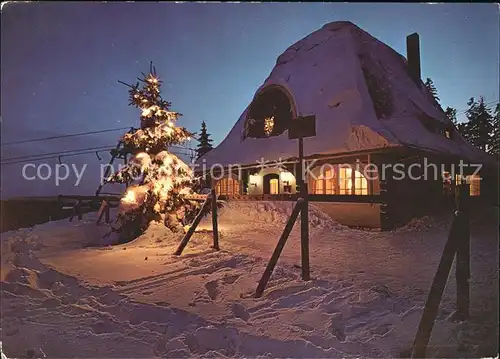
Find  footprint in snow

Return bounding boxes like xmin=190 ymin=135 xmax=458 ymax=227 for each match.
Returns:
xmin=205 ymin=281 xmax=219 ymax=300
xmin=231 ymin=302 xmax=250 ymax=321
xmin=222 ymin=274 xmax=240 ymax=285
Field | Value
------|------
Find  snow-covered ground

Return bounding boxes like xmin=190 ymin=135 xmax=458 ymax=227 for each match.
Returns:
xmin=1 ymin=201 xmax=498 ymax=358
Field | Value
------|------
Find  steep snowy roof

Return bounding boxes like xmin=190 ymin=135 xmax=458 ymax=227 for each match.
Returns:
xmin=199 ymin=21 xmax=495 ymax=167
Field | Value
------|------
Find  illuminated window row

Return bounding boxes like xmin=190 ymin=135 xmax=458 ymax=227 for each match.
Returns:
xmin=311 ymin=167 xmax=368 ymax=195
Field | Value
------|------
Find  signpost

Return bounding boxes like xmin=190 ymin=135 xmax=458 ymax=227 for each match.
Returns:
xmin=254 ymin=113 xmax=317 ymax=297
xmin=289 ymin=115 xmax=316 ymax=281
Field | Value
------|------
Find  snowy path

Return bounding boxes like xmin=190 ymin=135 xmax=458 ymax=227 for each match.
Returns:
xmin=1 ymin=202 xmax=498 ymax=358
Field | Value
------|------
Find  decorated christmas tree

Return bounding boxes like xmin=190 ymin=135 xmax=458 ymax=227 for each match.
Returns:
xmin=105 ymin=64 xmax=202 ymax=242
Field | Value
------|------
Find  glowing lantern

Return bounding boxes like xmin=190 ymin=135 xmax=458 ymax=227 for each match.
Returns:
xmin=264 ymin=116 xmax=274 ymax=136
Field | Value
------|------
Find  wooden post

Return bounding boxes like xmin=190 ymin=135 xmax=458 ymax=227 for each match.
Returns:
xmin=174 ymin=197 xmax=210 ymax=256
xmin=255 ymin=198 xmax=304 ymax=298
xmin=455 ymin=184 xmax=470 ymax=320
xmin=380 ymin=177 xmax=391 ymax=231
xmin=300 ymin=183 xmax=310 ymax=281
xmin=96 ymin=200 xmax=108 ymax=225
xmin=77 ymin=200 xmax=83 ymax=220
xmin=297 ymin=137 xmax=304 ymax=193
xmin=69 ymin=200 xmax=81 ymax=222
xmin=411 ymin=210 xmax=463 ymax=358
xmin=211 ymin=189 xmax=220 ymax=250
xmin=104 ymin=202 xmax=110 ymax=224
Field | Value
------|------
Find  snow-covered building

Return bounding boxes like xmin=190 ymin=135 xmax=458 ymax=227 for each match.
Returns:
xmin=198 ymin=21 xmax=498 ymax=229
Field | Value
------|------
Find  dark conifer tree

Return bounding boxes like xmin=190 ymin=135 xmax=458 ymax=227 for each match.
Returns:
xmin=196 ymin=121 xmax=214 ymax=159
xmin=466 ymin=97 xmax=494 ymax=152
xmin=424 ymin=77 xmax=440 ymax=104
xmin=489 ymin=103 xmax=500 ymax=157
xmin=445 ymin=106 xmax=458 ymax=125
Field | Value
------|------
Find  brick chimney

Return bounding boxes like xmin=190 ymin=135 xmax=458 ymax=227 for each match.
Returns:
xmin=406 ymin=33 xmax=421 ymax=87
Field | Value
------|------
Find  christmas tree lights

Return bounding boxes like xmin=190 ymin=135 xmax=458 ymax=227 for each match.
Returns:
xmin=106 ymin=63 xmax=202 ymax=242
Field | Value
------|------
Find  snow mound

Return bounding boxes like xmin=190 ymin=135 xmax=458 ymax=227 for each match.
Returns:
xmin=199 ymin=200 xmax=348 ymax=232
xmin=393 ymin=215 xmax=445 ymax=233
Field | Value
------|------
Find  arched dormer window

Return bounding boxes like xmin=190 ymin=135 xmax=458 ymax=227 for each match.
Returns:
xmin=243 ymin=86 xmax=296 ymax=139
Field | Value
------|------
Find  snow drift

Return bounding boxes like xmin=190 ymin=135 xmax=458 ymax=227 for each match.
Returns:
xmin=1 ymin=203 xmax=498 ymax=358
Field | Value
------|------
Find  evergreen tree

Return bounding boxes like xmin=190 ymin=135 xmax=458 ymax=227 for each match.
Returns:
xmin=465 ymin=97 xmax=494 ymax=152
xmin=196 ymin=121 xmax=214 ymax=159
xmin=105 ymin=64 xmax=202 ymax=242
xmin=424 ymin=77 xmax=440 ymax=104
xmin=444 ymin=106 xmax=457 ymax=125
xmin=489 ymin=103 xmax=500 ymax=157
xmin=445 ymin=106 xmax=470 ymax=140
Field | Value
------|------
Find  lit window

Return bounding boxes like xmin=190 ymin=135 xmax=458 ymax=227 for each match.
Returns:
xmin=467 ymin=175 xmax=480 ymax=196
xmin=339 ymin=167 xmax=353 ymax=195
xmin=354 ymin=170 xmax=368 ymax=195
xmin=339 ymin=167 xmax=367 ymax=195
xmin=269 ymin=178 xmax=279 ymax=194
xmin=311 ymin=165 xmax=368 ymax=195
xmin=215 ymin=178 xmax=240 ymax=196
xmin=455 ymin=174 xmax=480 ymax=196
xmin=311 ymin=167 xmax=336 ymax=194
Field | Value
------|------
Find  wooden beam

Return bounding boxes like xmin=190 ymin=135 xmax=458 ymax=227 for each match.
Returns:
xmin=58 ymin=195 xmax=121 ymax=202
xmin=219 ymin=194 xmax=382 ymax=204
xmin=255 ymin=198 xmax=304 ymax=298
xmin=96 ymin=200 xmax=109 ymax=225
xmin=211 ymin=189 xmax=219 ymax=250
xmin=411 ymin=186 xmax=471 ymax=358
xmin=174 ymin=197 xmax=211 ymax=256
xmin=455 ymin=184 xmax=470 ymax=320
xmin=300 ymin=185 xmax=310 ymax=281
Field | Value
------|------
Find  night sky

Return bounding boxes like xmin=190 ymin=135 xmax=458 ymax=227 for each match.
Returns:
xmin=1 ymin=2 xmax=499 ymax=199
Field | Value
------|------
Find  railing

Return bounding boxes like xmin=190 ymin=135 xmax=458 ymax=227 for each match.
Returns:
xmin=218 ymin=193 xmax=383 ymax=203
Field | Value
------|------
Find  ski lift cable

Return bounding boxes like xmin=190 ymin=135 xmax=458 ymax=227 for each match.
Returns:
xmin=1 ymin=126 xmax=132 ymax=146
xmin=1 ymin=145 xmax=196 ymax=166
xmin=1 ymin=145 xmax=116 ymax=162
xmin=0 ymin=147 xmax=115 ymax=166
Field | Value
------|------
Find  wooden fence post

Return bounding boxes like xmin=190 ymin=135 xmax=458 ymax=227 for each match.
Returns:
xmin=255 ymin=198 xmax=304 ymax=298
xmin=77 ymin=201 xmax=83 ymax=220
xmin=300 ymin=184 xmax=310 ymax=281
xmin=411 ymin=211 xmax=463 ymax=358
xmin=104 ymin=202 xmax=110 ymax=224
xmin=96 ymin=200 xmax=109 ymax=225
xmin=455 ymin=183 xmax=470 ymax=320
xmin=211 ymin=189 xmax=220 ymax=250
xmin=69 ymin=200 xmax=82 ymax=222
xmin=174 ymin=197 xmax=210 ymax=256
